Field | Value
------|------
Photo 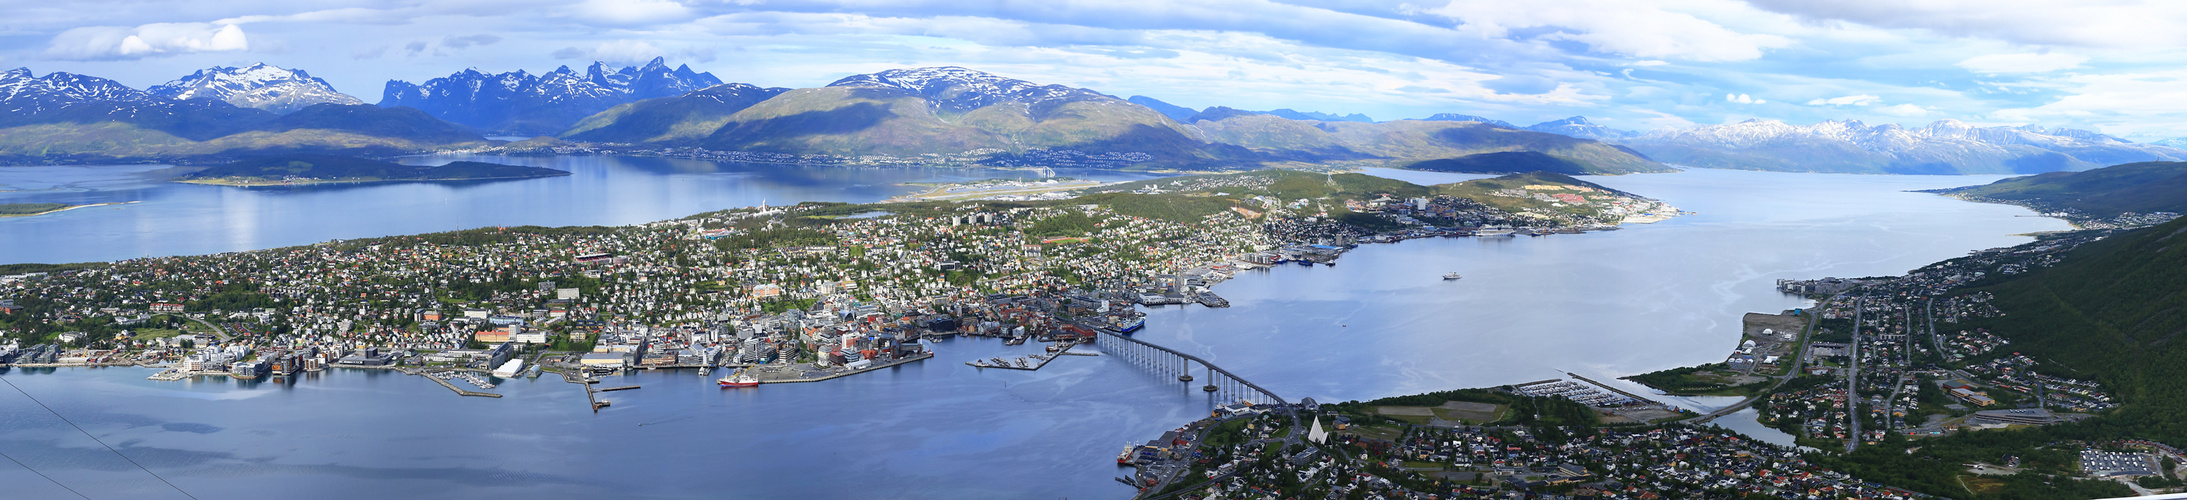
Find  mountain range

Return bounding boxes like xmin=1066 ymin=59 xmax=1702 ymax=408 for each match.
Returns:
xmin=381 ymin=57 xmax=723 ymax=135
xmin=0 ymin=68 xmax=482 ymax=163
xmin=1127 ymin=96 xmax=1373 ymax=124
xmin=3 ymin=61 xmax=2175 ymax=175
xmin=1618 ymin=119 xmax=2187 ymax=174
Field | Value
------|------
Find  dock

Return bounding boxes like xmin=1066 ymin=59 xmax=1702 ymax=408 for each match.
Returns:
xmin=424 ymin=373 xmax=502 ymax=398
xmin=759 ymin=351 xmax=934 ymax=383
xmin=599 ymin=385 xmax=640 ymax=392
xmin=966 ymin=341 xmax=1082 ymax=370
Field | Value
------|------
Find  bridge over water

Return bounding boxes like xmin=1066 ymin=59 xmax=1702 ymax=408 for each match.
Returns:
xmin=1091 ymin=331 xmax=1286 ymax=407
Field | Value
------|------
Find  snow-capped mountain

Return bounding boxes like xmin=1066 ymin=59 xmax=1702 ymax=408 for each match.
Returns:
xmin=0 ymin=67 xmax=269 ymax=141
xmin=1622 ymin=119 xmax=2187 ymax=174
xmin=149 ymin=64 xmax=363 ymax=115
xmin=380 ymin=57 xmax=723 ymax=134
xmin=1423 ymin=113 xmax=1513 ymax=128
xmin=0 ymin=67 xmax=482 ymax=157
xmin=0 ymin=68 xmax=157 ymax=115
xmin=1525 ymin=116 xmax=1637 ymax=142
xmin=826 ymin=66 xmax=1109 ymax=113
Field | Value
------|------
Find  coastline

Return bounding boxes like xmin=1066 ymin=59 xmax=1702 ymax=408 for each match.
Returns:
xmin=0 ymin=200 xmax=137 ymax=218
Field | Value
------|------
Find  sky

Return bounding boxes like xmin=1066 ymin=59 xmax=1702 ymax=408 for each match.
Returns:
xmin=7 ymin=0 xmax=2187 ymax=139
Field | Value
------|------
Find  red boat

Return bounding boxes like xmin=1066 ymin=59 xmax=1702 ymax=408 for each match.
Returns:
xmin=717 ymin=369 xmax=760 ymax=388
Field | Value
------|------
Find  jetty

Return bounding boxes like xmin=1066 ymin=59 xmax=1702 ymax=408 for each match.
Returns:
xmin=424 ymin=373 xmax=501 ymax=398
xmin=753 ymin=351 xmax=935 ymax=384
xmin=966 ymin=341 xmax=1083 ymax=370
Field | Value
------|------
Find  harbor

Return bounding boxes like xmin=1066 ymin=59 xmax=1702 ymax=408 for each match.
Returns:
xmin=965 ymin=340 xmax=1086 ymax=370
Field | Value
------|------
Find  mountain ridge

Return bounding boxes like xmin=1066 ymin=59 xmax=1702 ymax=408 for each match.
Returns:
xmin=380 ymin=57 xmax=722 ymax=135
xmin=1618 ymin=118 xmax=2185 ymax=174
xmin=150 ymin=64 xmax=364 ymax=114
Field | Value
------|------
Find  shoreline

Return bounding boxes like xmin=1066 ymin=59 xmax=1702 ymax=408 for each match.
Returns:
xmin=0 ymin=201 xmax=137 ymax=218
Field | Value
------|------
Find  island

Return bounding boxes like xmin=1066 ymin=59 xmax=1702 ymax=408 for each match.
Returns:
xmin=0 ymin=168 xmax=1677 ymax=401
xmin=174 ymin=154 xmax=571 ymax=187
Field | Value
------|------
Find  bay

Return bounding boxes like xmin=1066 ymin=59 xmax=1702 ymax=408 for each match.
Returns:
xmin=0 ymin=166 xmax=2070 ymax=498
xmin=0 ymin=155 xmax=1165 ymax=264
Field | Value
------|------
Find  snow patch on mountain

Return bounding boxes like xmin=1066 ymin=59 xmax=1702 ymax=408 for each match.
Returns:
xmin=380 ymin=57 xmax=723 ymax=134
xmin=827 ymin=66 xmax=1109 ymax=113
xmin=150 ymin=64 xmax=363 ymax=115
xmin=1624 ymin=118 xmax=2187 ymax=173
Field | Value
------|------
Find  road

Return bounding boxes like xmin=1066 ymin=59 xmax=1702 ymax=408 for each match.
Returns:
xmin=181 ymin=314 xmax=231 ymax=342
xmin=1681 ymin=295 xmax=1836 ymax=424
xmin=1846 ymin=296 xmax=1863 ymax=453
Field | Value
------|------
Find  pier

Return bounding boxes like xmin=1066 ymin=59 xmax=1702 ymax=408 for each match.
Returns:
xmin=1092 ymin=330 xmax=1286 ymax=406
xmin=966 ymin=341 xmax=1082 ymax=370
xmin=422 ymin=372 xmax=501 ymax=398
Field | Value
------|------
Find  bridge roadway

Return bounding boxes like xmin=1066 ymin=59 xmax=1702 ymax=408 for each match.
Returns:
xmin=1092 ymin=329 xmax=1288 ymax=406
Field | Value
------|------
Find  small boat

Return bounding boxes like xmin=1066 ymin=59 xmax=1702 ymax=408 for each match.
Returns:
xmin=1295 ymin=260 xmax=1313 ymax=267
xmin=1443 ymin=272 xmax=1462 ymax=280
xmin=717 ymin=369 xmax=760 ymax=388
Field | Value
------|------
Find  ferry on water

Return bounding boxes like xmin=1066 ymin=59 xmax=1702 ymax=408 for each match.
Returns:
xmin=1443 ymin=272 xmax=1463 ymax=280
xmin=717 ymin=369 xmax=760 ymax=388
xmin=1118 ymin=318 xmax=1145 ymax=334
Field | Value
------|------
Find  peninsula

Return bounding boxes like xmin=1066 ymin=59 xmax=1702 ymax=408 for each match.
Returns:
xmin=175 ymin=154 xmax=570 ymax=187
xmin=0 ymin=201 xmax=134 ymax=218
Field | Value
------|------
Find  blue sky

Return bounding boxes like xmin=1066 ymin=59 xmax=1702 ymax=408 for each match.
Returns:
xmin=7 ymin=0 xmax=2187 ymax=139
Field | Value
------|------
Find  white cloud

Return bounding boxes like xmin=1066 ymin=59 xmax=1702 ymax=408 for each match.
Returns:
xmin=1423 ymin=0 xmax=1791 ymax=61
xmin=1876 ymin=103 xmax=1929 ymax=116
xmin=43 ymin=22 xmax=248 ymax=60
xmin=1990 ymin=67 xmax=2187 ymax=137
xmin=1725 ymin=93 xmax=1764 ymax=104
xmin=1747 ymin=0 xmax=2187 ymax=48
xmin=216 ymin=8 xmax=411 ymax=26
xmin=1805 ymin=94 xmax=1881 ymax=106
xmin=553 ymin=40 xmax=665 ymax=64
xmin=570 ymin=0 xmax=692 ymax=26
xmin=1955 ymin=53 xmax=2088 ymax=74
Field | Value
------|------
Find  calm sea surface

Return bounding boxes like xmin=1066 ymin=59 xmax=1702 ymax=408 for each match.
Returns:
xmin=0 ymin=164 xmax=2068 ymax=498
xmin=0 ymin=155 xmax=1166 ymax=264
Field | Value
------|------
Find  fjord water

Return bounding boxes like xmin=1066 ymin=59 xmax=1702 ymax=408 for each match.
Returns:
xmin=0 ymin=166 xmax=2069 ymax=498
xmin=0 ymin=155 xmax=1164 ymax=264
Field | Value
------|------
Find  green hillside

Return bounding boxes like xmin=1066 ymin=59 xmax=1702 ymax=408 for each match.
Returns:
xmin=1969 ymin=218 xmax=2187 ymax=439
xmin=1430 ymin=171 xmax=1630 ymax=218
xmin=1935 ymin=161 xmax=2187 ymax=218
xmin=1820 ymin=218 xmax=2187 ymax=498
xmin=561 ymin=85 xmax=787 ymax=144
xmin=0 ymin=103 xmax=487 ymax=164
